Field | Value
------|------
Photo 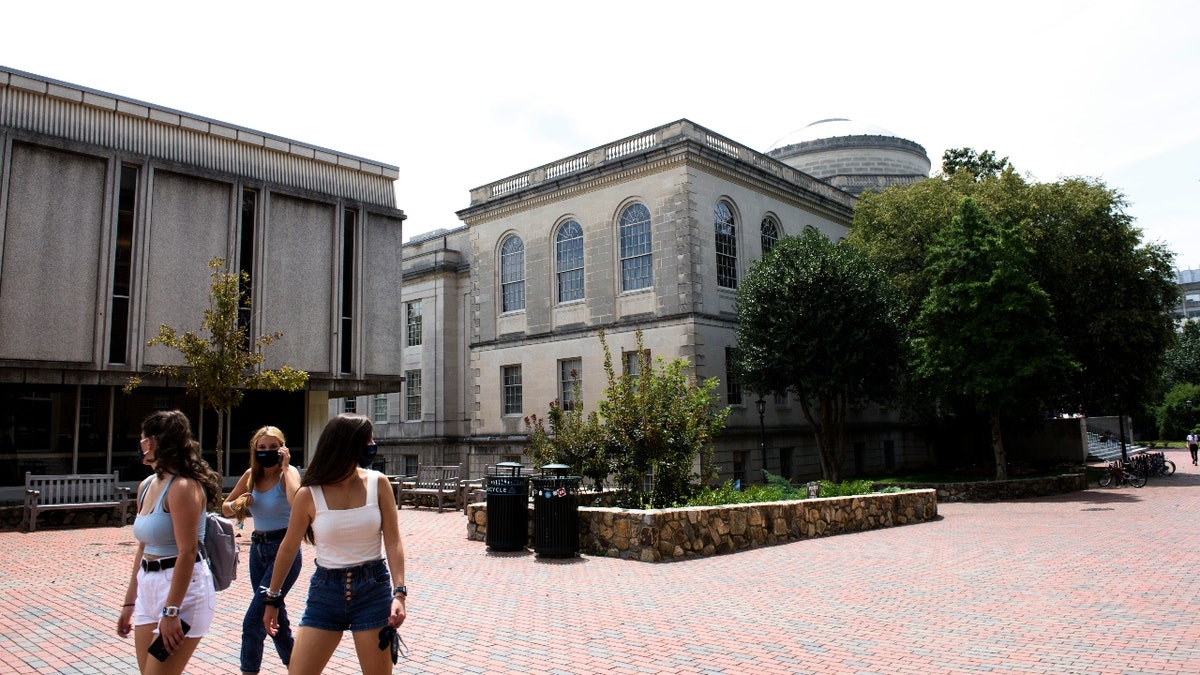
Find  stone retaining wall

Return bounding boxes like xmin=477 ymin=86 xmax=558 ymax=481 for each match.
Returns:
xmin=871 ymin=473 xmax=1086 ymax=503
xmin=467 ymin=489 xmax=937 ymax=562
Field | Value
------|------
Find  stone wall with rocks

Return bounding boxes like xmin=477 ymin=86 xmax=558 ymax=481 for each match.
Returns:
xmin=871 ymin=473 xmax=1086 ymax=502
xmin=467 ymin=489 xmax=937 ymax=562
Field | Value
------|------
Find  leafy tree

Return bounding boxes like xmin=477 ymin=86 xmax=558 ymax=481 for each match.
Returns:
xmin=1157 ymin=383 xmax=1200 ymax=440
xmin=523 ymin=330 xmax=728 ymax=508
xmin=910 ymin=198 xmax=1077 ymax=480
xmin=734 ymin=230 xmax=904 ymax=483
xmin=1162 ymin=320 xmax=1200 ymax=391
xmin=942 ymin=148 xmax=1010 ymax=180
xmin=852 ymin=152 xmax=1177 ymax=421
xmin=125 ymin=258 xmax=308 ymax=478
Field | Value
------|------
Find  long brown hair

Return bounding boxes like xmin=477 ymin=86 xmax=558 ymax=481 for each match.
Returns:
xmin=302 ymin=414 xmax=373 ymax=488
xmin=141 ymin=410 xmax=222 ymax=509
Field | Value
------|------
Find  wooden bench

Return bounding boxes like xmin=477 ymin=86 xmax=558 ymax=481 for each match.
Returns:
xmin=23 ymin=471 xmax=132 ymax=532
xmin=398 ymin=465 xmax=462 ymax=513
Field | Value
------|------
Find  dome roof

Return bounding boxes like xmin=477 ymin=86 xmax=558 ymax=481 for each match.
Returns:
xmin=768 ymin=118 xmax=898 ymax=151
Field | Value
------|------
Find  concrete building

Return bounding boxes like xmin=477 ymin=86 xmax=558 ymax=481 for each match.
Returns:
xmin=351 ymin=119 xmax=933 ymax=484
xmin=0 ymin=67 xmax=405 ymax=487
xmin=1175 ymin=269 xmax=1200 ymax=321
xmin=767 ymin=118 xmax=931 ymax=197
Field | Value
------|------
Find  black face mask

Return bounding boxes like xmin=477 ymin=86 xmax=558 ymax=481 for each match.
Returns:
xmin=256 ymin=450 xmax=281 ymax=468
xmin=358 ymin=443 xmax=378 ymax=469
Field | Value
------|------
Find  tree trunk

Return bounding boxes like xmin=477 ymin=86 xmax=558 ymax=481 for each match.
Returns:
xmin=990 ymin=408 xmax=1008 ymax=481
xmin=798 ymin=393 xmax=842 ymax=483
xmin=214 ymin=407 xmax=226 ymax=484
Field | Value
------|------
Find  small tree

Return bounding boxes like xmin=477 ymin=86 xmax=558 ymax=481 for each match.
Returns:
xmin=523 ymin=329 xmax=728 ymax=508
xmin=125 ymin=258 xmax=308 ymax=478
xmin=734 ymin=230 xmax=903 ymax=483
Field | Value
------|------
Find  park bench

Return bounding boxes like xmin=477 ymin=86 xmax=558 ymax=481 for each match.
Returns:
xmin=397 ymin=464 xmax=462 ymax=513
xmin=23 ymin=471 xmax=132 ymax=532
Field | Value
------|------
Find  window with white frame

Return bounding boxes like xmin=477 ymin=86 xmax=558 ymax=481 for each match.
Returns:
xmin=343 ymin=397 xmax=356 ymax=414
xmin=373 ymin=394 xmax=388 ymax=423
xmin=559 ymin=358 xmax=582 ymax=411
xmin=403 ymin=454 xmax=419 ymax=476
xmin=715 ymin=201 xmax=737 ymax=289
xmin=725 ymin=346 xmax=743 ymax=405
xmin=556 ymin=220 xmax=584 ymax=303
xmin=406 ymin=300 xmax=422 ymax=347
xmin=761 ymin=216 xmax=780 ymax=255
xmin=502 ymin=365 xmax=523 ymax=415
xmin=500 ymin=235 xmax=525 ymax=312
xmin=619 ymin=204 xmax=652 ymax=291
xmin=405 ymin=370 xmax=422 ymax=421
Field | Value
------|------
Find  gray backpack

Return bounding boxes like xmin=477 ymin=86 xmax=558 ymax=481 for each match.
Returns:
xmin=202 ymin=511 xmax=239 ymax=592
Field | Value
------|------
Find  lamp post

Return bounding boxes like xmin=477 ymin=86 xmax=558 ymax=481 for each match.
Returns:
xmin=756 ymin=397 xmax=767 ymax=482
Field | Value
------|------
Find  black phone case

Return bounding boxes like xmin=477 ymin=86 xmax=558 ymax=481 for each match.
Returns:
xmin=147 ymin=619 xmax=191 ymax=662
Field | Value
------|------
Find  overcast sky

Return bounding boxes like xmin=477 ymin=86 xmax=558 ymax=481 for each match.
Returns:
xmin=4 ymin=1 xmax=1198 ymax=268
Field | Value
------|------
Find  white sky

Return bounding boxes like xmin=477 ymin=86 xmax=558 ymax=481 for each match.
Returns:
xmin=4 ymin=0 xmax=1198 ymax=267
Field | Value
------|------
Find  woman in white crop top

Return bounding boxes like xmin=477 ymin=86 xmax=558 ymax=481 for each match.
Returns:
xmin=263 ymin=414 xmax=407 ymax=675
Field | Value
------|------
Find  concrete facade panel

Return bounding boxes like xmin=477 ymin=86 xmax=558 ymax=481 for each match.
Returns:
xmin=362 ymin=213 xmax=405 ymax=376
xmin=0 ymin=143 xmax=105 ymax=362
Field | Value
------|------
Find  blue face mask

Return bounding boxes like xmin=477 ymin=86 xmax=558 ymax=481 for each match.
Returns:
xmin=358 ymin=443 xmax=378 ymax=469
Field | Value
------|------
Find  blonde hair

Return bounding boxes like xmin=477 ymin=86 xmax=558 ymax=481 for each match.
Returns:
xmin=248 ymin=425 xmax=287 ymax=490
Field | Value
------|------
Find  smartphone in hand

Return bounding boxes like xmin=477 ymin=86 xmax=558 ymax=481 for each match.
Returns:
xmin=147 ymin=619 xmax=191 ymax=662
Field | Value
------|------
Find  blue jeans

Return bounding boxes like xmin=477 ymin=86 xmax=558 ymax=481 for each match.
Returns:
xmin=241 ymin=536 xmax=302 ymax=674
xmin=299 ymin=559 xmax=391 ymax=632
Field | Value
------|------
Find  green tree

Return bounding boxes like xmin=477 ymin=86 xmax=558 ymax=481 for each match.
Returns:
xmin=911 ymin=198 xmax=1077 ymax=480
xmin=1162 ymin=320 xmax=1200 ymax=391
xmin=852 ymin=152 xmax=1177 ymax=419
xmin=733 ymin=230 xmax=904 ymax=483
xmin=523 ymin=330 xmax=728 ymax=508
xmin=125 ymin=258 xmax=308 ymax=478
xmin=1157 ymin=383 xmax=1200 ymax=440
xmin=941 ymin=147 xmax=1010 ymax=180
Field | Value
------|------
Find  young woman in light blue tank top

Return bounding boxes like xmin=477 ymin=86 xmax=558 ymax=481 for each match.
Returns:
xmin=223 ymin=426 xmax=303 ymax=675
xmin=116 ymin=410 xmax=222 ymax=675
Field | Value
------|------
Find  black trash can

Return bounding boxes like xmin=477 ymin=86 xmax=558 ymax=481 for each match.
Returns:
xmin=485 ymin=462 xmax=529 ymax=552
xmin=531 ymin=463 xmax=581 ymax=558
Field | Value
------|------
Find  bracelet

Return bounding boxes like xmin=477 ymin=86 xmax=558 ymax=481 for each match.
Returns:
xmin=260 ymin=586 xmax=282 ymax=599
xmin=122 ymin=603 xmax=135 ymax=607
xmin=392 ymin=585 xmax=407 ymax=597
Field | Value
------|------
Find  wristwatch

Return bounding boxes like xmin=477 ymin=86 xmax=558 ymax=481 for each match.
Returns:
xmin=162 ymin=605 xmax=180 ymax=617
xmin=393 ymin=585 xmax=407 ymax=597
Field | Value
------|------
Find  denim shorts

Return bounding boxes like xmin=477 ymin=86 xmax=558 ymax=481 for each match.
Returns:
xmin=299 ymin=559 xmax=391 ymax=633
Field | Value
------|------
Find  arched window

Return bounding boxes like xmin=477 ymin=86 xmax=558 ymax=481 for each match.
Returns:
xmin=500 ymin=235 xmax=525 ymax=312
xmin=761 ymin=216 xmax=780 ymax=254
xmin=555 ymin=220 xmax=584 ymax=303
xmin=715 ymin=201 xmax=737 ymax=289
xmin=619 ymin=203 xmax=652 ymax=291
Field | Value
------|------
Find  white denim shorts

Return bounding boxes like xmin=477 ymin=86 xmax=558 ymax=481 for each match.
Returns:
xmin=133 ymin=558 xmax=216 ymax=637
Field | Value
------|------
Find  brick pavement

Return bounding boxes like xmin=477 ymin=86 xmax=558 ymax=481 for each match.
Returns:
xmin=2 ymin=448 xmax=1199 ymax=674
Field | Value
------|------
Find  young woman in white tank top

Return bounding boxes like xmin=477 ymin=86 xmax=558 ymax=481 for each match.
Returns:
xmin=262 ymin=414 xmax=407 ymax=675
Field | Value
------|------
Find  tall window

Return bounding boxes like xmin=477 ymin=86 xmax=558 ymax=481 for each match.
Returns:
xmin=108 ymin=165 xmax=138 ymax=364
xmin=238 ymin=188 xmax=258 ymax=349
xmin=500 ymin=235 xmax=525 ymax=312
xmin=715 ymin=201 xmax=737 ymax=289
xmin=343 ymin=397 xmax=357 ymax=414
xmin=340 ymin=209 xmax=357 ymax=374
xmin=502 ymin=365 xmax=523 ymax=415
xmin=725 ymin=346 xmax=743 ymax=405
xmin=559 ymin=358 xmax=582 ymax=411
xmin=761 ymin=216 xmax=780 ymax=255
xmin=373 ymin=394 xmax=388 ymax=423
xmin=619 ymin=203 xmax=652 ymax=291
xmin=406 ymin=300 xmax=422 ymax=347
xmin=555 ymin=220 xmax=584 ymax=303
xmin=405 ymin=370 xmax=422 ymax=421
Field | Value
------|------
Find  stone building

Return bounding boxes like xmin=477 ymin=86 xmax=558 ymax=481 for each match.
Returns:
xmin=0 ymin=67 xmax=405 ymax=487
xmin=767 ymin=118 xmax=931 ymax=197
xmin=353 ymin=119 xmax=933 ymax=484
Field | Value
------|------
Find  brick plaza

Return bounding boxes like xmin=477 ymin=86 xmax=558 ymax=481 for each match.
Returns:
xmin=2 ymin=449 xmax=1198 ymax=674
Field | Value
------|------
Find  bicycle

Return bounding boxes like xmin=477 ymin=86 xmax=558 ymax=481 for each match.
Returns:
xmin=1097 ymin=461 xmax=1147 ymax=488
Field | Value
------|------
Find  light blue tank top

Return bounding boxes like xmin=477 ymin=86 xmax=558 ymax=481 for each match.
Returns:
xmin=249 ymin=477 xmax=292 ymax=531
xmin=133 ymin=475 xmax=206 ymax=557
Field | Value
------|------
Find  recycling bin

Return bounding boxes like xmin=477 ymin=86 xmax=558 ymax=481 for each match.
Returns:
xmin=485 ymin=462 xmax=529 ymax=552
xmin=531 ymin=463 xmax=581 ymax=558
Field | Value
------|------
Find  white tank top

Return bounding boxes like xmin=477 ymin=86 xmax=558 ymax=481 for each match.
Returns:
xmin=309 ymin=470 xmax=384 ymax=568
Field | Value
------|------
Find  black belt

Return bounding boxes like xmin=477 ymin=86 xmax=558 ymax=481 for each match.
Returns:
xmin=251 ymin=528 xmax=287 ymax=544
xmin=141 ymin=553 xmax=202 ymax=572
